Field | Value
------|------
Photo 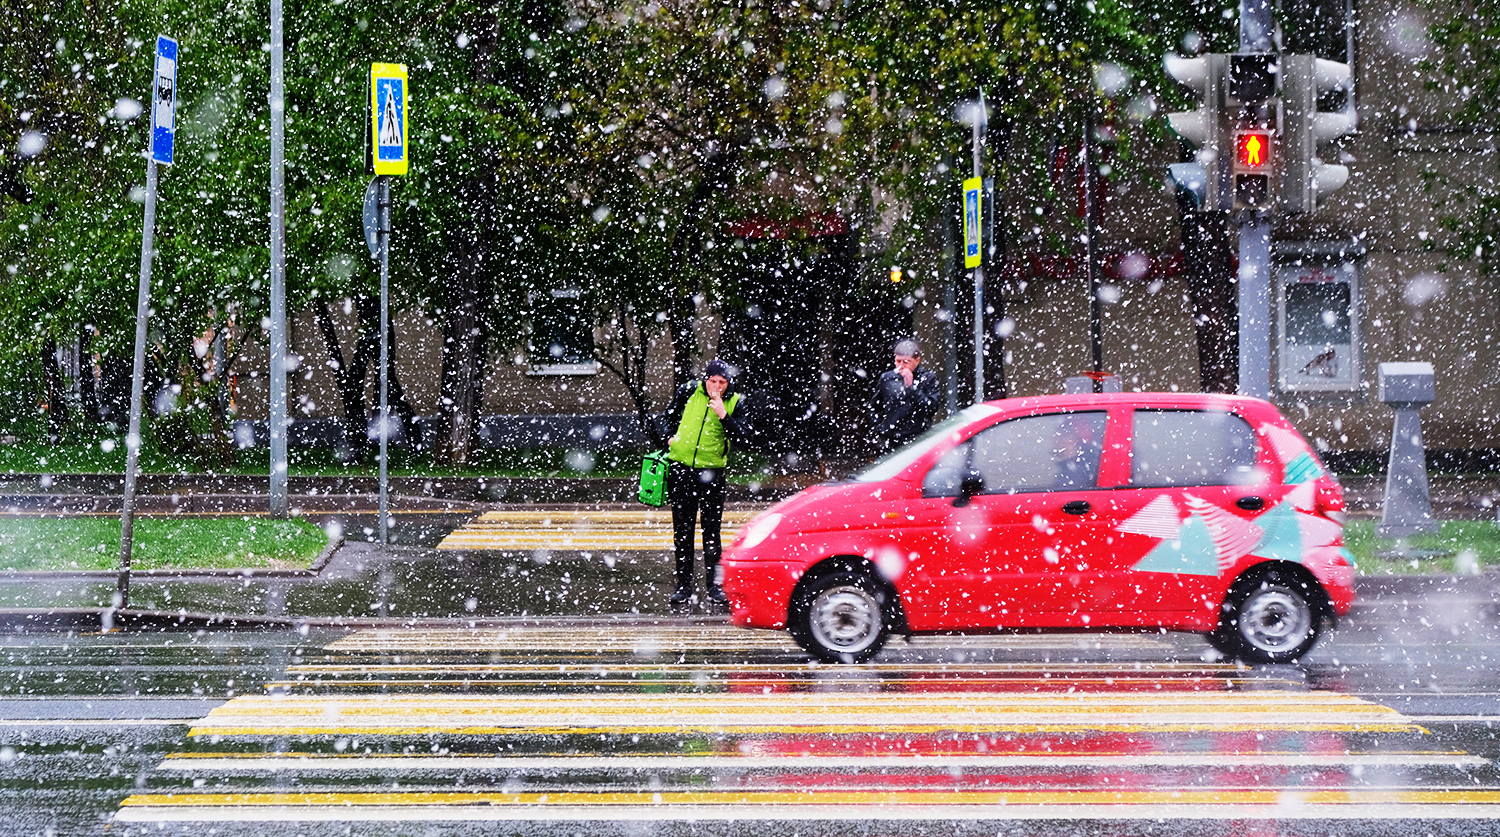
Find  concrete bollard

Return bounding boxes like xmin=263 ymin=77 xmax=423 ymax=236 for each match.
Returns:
xmin=1377 ymin=362 xmax=1439 ymax=537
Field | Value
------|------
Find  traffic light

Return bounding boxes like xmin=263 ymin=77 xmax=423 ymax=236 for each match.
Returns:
xmin=1281 ymin=53 xmax=1356 ymax=213
xmin=1164 ymin=53 xmax=1228 ymax=211
xmin=1233 ymin=129 xmax=1273 ymax=208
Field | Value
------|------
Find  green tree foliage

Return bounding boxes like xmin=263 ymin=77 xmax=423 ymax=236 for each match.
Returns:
xmin=1 ymin=0 xmax=1237 ymax=458
xmin=1423 ymin=9 xmax=1500 ymax=273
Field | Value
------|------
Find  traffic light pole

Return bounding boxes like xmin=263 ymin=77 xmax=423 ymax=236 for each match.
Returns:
xmin=1237 ymin=216 xmax=1272 ymax=399
xmin=1236 ymin=0 xmax=1274 ymax=400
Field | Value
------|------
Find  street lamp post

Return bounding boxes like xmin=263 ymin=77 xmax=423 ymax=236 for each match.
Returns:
xmin=268 ymin=0 xmax=289 ymax=518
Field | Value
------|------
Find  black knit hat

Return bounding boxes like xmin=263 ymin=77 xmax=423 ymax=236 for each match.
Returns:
xmin=704 ymin=359 xmax=733 ymax=381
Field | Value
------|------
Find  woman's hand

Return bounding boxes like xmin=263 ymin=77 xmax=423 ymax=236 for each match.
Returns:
xmin=705 ymin=375 xmax=729 ymax=418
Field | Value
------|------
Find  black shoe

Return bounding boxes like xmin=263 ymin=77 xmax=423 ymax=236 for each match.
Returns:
xmin=669 ymin=587 xmax=694 ymax=605
xmin=706 ymin=584 xmax=728 ymax=604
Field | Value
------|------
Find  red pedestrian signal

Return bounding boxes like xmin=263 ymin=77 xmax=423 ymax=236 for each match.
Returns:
xmin=1235 ymin=131 xmax=1271 ymax=170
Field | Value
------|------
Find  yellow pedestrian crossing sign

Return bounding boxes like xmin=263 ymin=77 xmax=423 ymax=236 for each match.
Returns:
xmin=370 ymin=63 xmax=408 ymax=176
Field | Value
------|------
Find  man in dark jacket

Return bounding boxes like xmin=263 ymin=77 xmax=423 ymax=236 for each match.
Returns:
xmin=657 ymin=359 xmax=747 ymax=607
xmin=869 ymin=338 xmax=941 ymax=454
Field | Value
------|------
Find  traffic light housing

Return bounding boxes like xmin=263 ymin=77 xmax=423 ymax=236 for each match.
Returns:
xmin=1164 ymin=53 xmax=1228 ymax=211
xmin=1281 ymin=53 xmax=1356 ymax=213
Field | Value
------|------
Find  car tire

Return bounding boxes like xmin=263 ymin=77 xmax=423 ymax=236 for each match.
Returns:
xmin=788 ymin=570 xmax=892 ymax=664
xmin=1212 ymin=568 xmax=1324 ymax=664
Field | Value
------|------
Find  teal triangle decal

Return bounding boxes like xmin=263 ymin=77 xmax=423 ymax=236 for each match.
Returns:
xmin=1250 ymin=502 xmax=1304 ymax=564
xmin=1131 ymin=515 xmax=1221 ymax=577
xmin=1283 ymin=452 xmax=1324 ymax=485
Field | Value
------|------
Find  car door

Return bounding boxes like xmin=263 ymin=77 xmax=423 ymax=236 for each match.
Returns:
xmin=1094 ymin=408 xmax=1274 ymax=617
xmin=897 ymin=410 xmax=1112 ymax=628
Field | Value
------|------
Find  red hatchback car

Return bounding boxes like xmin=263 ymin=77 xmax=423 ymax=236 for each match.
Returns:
xmin=722 ymin=393 xmax=1353 ymax=664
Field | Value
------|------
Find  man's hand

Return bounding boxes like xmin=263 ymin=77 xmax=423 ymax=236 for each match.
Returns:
xmin=893 ymin=355 xmax=919 ymax=387
xmin=708 ymin=394 xmax=727 ymax=419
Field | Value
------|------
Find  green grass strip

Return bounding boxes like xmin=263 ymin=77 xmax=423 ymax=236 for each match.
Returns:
xmin=0 ymin=517 xmax=328 ymax=572
xmin=1343 ymin=519 xmax=1500 ymax=575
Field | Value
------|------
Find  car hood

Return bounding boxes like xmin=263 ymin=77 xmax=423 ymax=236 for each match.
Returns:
xmin=753 ymin=480 xmax=912 ymax=537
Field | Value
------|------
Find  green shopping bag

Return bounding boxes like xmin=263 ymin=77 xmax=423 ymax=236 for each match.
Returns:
xmin=638 ymin=450 xmax=669 ymax=507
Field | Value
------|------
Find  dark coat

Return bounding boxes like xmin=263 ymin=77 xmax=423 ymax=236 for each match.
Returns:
xmin=869 ymin=365 xmax=940 ymax=451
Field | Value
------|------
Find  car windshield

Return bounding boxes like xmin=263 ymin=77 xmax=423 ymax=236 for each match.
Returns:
xmin=852 ymin=404 xmax=1002 ymax=483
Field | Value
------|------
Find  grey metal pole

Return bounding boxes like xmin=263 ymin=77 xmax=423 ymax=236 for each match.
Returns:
xmin=971 ymin=90 xmax=986 ymax=404
xmin=378 ymin=176 xmax=391 ymax=544
xmin=942 ymin=183 xmax=958 ymax=416
xmin=117 ymin=160 xmax=159 ymax=612
xmin=1083 ymin=111 xmax=1103 ymax=384
xmin=268 ymin=0 xmax=288 ymax=518
xmin=1236 ymin=0 xmax=1275 ymax=400
xmin=1237 ymin=216 xmax=1272 ymax=399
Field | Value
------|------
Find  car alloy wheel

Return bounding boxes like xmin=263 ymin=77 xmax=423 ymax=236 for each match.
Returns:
xmin=789 ymin=569 xmax=892 ymax=663
xmin=1215 ymin=568 xmax=1322 ymax=664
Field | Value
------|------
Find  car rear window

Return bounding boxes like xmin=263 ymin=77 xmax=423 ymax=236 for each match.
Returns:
xmin=1130 ymin=409 xmax=1258 ymax=487
xmin=924 ymin=411 xmax=1107 ymax=495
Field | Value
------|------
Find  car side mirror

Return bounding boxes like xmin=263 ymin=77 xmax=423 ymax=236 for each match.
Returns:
xmin=953 ymin=472 xmax=984 ymax=507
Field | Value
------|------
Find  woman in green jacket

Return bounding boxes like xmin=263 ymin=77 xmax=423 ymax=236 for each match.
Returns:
xmin=660 ymin=359 xmax=747 ymax=606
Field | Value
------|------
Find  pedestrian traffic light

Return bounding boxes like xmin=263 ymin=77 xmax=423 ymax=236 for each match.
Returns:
xmin=1232 ymin=129 xmax=1273 ymax=209
xmin=1164 ymin=53 xmax=1228 ymax=211
xmin=1281 ymin=54 xmax=1356 ymax=213
xmin=1235 ymin=130 xmax=1271 ymax=170
xmin=1233 ymin=130 xmax=1273 ymax=209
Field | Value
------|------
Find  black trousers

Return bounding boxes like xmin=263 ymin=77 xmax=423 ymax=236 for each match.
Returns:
xmin=668 ymin=461 xmax=725 ymax=591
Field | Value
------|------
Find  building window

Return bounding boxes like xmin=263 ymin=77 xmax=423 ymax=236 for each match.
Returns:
xmin=1277 ymin=251 xmax=1361 ymax=392
xmin=527 ymin=288 xmax=598 ymax=376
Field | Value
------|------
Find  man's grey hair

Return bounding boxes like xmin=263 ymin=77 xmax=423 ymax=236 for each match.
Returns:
xmin=893 ymin=338 xmax=921 ymax=358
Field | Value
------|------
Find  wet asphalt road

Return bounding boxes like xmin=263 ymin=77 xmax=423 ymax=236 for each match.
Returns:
xmin=0 ymin=570 xmax=1498 ymax=837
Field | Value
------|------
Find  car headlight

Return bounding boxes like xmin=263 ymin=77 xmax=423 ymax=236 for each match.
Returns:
xmin=740 ymin=513 xmax=782 ymax=549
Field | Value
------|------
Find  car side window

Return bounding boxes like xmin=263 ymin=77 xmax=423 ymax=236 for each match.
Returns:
xmin=1130 ymin=409 xmax=1258 ymax=487
xmin=922 ymin=412 xmax=1108 ymax=496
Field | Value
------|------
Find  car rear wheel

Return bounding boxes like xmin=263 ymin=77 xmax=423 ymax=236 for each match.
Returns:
xmin=1212 ymin=568 xmax=1323 ymax=664
xmin=788 ymin=570 xmax=891 ymax=663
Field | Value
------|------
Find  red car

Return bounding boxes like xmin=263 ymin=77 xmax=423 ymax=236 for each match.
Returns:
xmin=721 ymin=393 xmax=1353 ymax=664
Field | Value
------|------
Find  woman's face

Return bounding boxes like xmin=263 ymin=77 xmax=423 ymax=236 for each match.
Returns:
xmin=705 ymin=375 xmax=729 ymax=398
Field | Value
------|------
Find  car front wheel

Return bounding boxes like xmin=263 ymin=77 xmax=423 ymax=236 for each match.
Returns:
xmin=788 ymin=570 xmax=892 ymax=663
xmin=1212 ymin=568 xmax=1323 ymax=664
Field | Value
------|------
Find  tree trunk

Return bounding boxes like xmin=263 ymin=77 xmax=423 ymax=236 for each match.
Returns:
xmin=313 ymin=298 xmax=370 ymax=462
xmin=595 ymin=306 xmax=658 ymax=443
xmin=77 ymin=327 xmax=101 ymax=424
xmin=435 ymin=185 xmax=489 ymax=466
xmin=666 ymin=145 xmax=739 ymax=389
xmin=40 ymin=338 xmax=68 ymax=441
xmin=1176 ymin=189 xmax=1239 ymax=393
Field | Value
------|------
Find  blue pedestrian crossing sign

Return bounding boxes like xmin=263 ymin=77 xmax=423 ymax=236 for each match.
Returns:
xmin=370 ymin=63 xmax=408 ymax=176
xmin=962 ymin=177 xmax=982 ymax=269
xmin=150 ymin=36 xmax=177 ymax=165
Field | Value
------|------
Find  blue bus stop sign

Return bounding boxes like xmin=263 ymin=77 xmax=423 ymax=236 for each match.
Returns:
xmin=151 ymin=36 xmax=177 ymax=165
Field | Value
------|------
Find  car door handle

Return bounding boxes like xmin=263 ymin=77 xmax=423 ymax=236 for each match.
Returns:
xmin=1236 ymin=495 xmax=1265 ymax=511
xmin=1062 ymin=500 xmax=1091 ymax=515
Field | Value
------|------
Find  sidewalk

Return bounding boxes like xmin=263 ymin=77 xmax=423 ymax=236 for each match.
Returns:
xmin=0 ymin=473 xmax=1496 ymax=632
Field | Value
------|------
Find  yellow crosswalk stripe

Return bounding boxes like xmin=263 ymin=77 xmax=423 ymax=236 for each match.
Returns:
xmin=435 ymin=509 xmax=758 ymax=551
xmin=157 ymin=751 xmax=1489 ymax=771
xmin=120 ymin=788 xmax=1500 ymax=808
xmin=321 ymin=625 xmax=1172 ymax=653
xmin=187 ymin=690 xmax=1423 ymax=737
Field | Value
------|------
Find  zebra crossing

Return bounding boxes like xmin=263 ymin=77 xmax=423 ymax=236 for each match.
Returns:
xmin=113 ymin=623 xmax=1500 ymax=833
xmin=435 ymin=508 xmax=757 ymax=551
